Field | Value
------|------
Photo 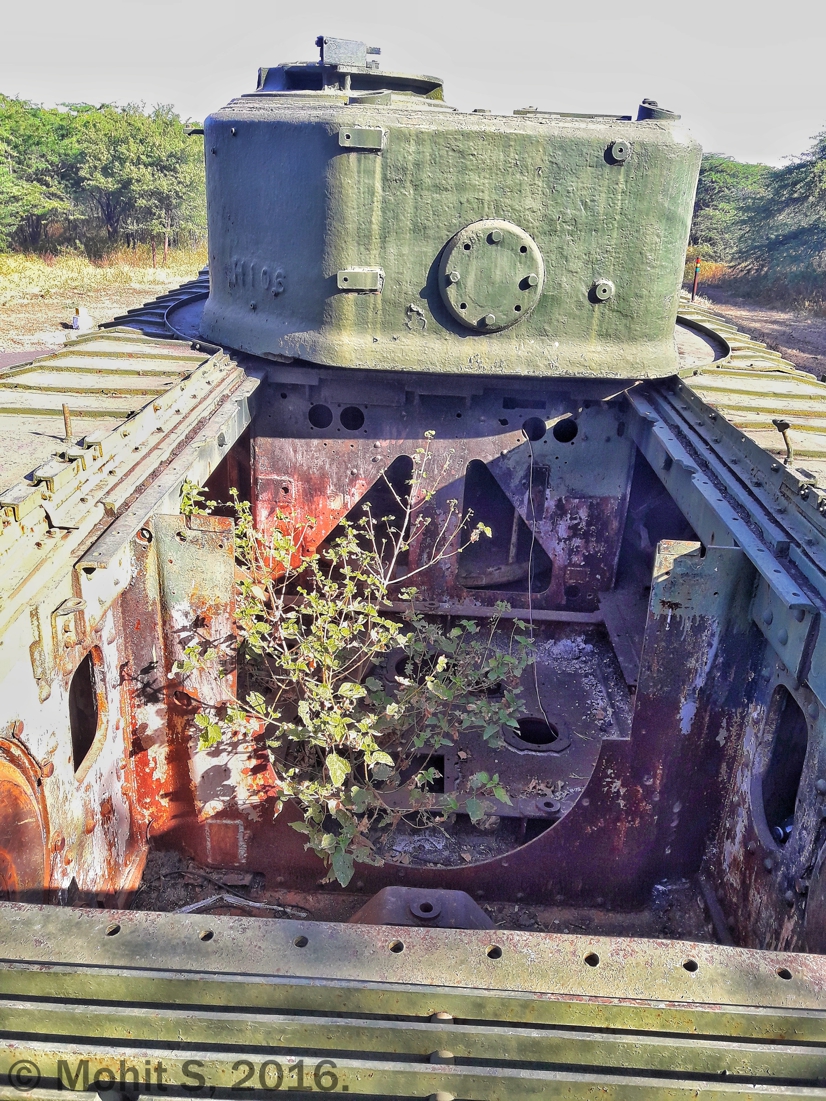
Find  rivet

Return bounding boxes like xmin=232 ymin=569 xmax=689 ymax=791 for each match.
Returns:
xmin=763 ymin=858 xmax=774 ymax=871
xmin=431 ymin=1012 xmax=453 ymax=1022
xmin=784 ymin=890 xmax=796 ymax=906
xmin=489 ymin=229 xmax=503 ymax=243
xmin=778 ymin=628 xmax=789 ymax=645
xmin=429 ymin=1051 xmax=455 ymax=1065
xmin=808 ymin=703 xmax=818 ymax=719
xmin=793 ymin=608 xmax=805 ymax=622
xmin=746 ymin=841 xmax=757 ymax=854
xmin=429 ymin=1094 xmax=454 ymax=1101
xmin=771 ymin=463 xmax=780 ymax=472
xmin=762 ymin=609 xmax=773 ymax=625
xmin=815 ymin=778 xmax=826 ymax=795
xmin=526 ymin=273 xmax=539 ymax=286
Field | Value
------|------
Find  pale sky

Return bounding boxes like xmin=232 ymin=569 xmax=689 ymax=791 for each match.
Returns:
xmin=3 ymin=0 xmax=825 ymax=166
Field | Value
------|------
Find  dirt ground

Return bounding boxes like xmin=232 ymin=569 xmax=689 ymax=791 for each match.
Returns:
xmin=0 ymin=249 xmax=205 ymax=355
xmin=132 ymin=847 xmax=716 ymax=943
xmin=698 ymin=287 xmax=826 ymax=378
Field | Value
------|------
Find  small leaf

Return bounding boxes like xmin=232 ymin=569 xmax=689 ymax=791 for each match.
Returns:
xmin=326 ymin=752 xmax=351 ymax=787
xmin=465 ymin=796 xmax=485 ymax=823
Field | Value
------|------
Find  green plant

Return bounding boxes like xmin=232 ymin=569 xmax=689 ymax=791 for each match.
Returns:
xmin=180 ymin=439 xmax=533 ymax=885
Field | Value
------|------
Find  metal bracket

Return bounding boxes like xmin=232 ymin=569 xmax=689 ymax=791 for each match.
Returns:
xmin=338 ymin=127 xmax=385 ymax=152
xmin=337 ymin=268 xmax=384 ymax=292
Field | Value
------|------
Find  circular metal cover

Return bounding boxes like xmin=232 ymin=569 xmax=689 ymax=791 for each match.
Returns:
xmin=0 ymin=757 xmax=47 ymax=901
xmin=438 ymin=219 xmax=545 ymax=332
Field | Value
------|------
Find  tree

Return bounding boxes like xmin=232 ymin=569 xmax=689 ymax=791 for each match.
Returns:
xmin=688 ymin=154 xmax=769 ymax=263
xmin=729 ymin=129 xmax=826 ymax=305
xmin=0 ymin=96 xmax=72 ymax=249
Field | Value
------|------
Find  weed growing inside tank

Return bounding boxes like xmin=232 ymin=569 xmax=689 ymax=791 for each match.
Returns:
xmin=177 ymin=436 xmax=532 ymax=886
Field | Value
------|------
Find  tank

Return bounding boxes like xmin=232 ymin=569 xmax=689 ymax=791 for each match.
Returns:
xmin=0 ymin=37 xmax=825 ymax=1097
xmin=200 ymin=40 xmax=701 ymax=379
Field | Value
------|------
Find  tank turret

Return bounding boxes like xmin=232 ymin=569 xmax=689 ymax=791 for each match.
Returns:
xmin=200 ymin=37 xmax=701 ymax=379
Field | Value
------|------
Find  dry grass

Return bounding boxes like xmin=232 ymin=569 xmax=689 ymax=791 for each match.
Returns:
xmin=0 ymin=245 xmax=207 ymax=352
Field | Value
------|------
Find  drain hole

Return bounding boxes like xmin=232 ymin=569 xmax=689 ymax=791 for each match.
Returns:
xmin=552 ymin=417 xmax=579 ymax=443
xmin=294 ymin=935 xmax=309 ymax=948
xmin=340 ymin=406 xmax=365 ymax=431
xmin=420 ymin=901 xmax=434 ymax=913
xmin=683 ymin=959 xmax=699 ymax=972
xmin=390 ymin=940 xmax=405 ymax=953
xmin=584 ymin=952 xmax=600 ymax=967
xmin=776 ymin=966 xmax=792 ymax=980
xmin=487 ymin=945 xmax=503 ymax=959
xmin=199 ymin=929 xmax=214 ymax=942
xmin=515 ymin=717 xmax=558 ymax=746
xmin=308 ymin=404 xmax=333 ymax=429
xmin=522 ymin=416 xmax=546 ymax=442
xmin=105 ymin=922 xmax=121 ymax=937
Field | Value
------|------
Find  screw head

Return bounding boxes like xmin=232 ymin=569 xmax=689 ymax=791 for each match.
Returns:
xmin=489 ymin=229 xmax=503 ymax=243
xmin=526 ymin=273 xmax=539 ymax=286
xmin=594 ymin=280 xmax=615 ymax=301
xmin=448 ymin=270 xmax=460 ymax=283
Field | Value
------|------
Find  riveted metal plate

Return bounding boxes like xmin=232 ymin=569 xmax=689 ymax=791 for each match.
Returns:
xmin=438 ymin=219 xmax=545 ymax=332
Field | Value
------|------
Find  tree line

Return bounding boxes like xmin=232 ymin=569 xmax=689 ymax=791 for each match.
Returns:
xmin=0 ymin=97 xmax=205 ymax=258
xmin=689 ymin=128 xmax=826 ymax=307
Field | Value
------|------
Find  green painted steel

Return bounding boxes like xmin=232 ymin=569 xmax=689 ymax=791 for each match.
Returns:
xmin=0 ymin=904 xmax=825 ymax=1096
xmin=200 ymin=53 xmax=701 ymax=379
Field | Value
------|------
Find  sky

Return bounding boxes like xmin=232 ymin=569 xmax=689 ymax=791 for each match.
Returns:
xmin=2 ymin=0 xmax=825 ymax=166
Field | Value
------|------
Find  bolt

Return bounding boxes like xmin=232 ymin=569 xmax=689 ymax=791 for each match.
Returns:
xmin=815 ymin=778 xmax=826 ymax=795
xmin=490 ymin=229 xmax=503 ymax=243
xmin=448 ymin=271 xmax=460 ymax=283
xmin=526 ymin=273 xmax=539 ymax=286
xmin=484 ymin=313 xmax=496 ymax=326
xmin=764 ymin=857 xmax=774 ymax=871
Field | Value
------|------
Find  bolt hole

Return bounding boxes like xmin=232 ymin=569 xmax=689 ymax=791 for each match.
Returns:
xmin=340 ymin=406 xmax=365 ymax=431
xmin=459 ymin=302 xmax=467 ymax=310
xmin=463 ymin=243 xmax=472 ymax=250
xmin=199 ymin=929 xmax=214 ymax=942
xmin=584 ymin=952 xmax=600 ymax=967
xmin=390 ymin=940 xmax=405 ymax=953
xmin=515 ymin=716 xmax=558 ymax=745
xmin=683 ymin=959 xmax=699 ymax=972
xmin=520 ymin=245 xmax=528 ymax=253
xmin=514 ymin=304 xmax=522 ymax=312
xmin=456 ymin=412 xmax=462 ymax=418
xmin=777 ymin=966 xmax=792 ymax=980
xmin=281 ymin=392 xmax=288 ymax=399
xmin=345 ymin=133 xmax=351 ymax=139
xmin=553 ymin=417 xmax=579 ymax=443
xmin=105 ymin=922 xmax=121 ymax=937
xmin=522 ymin=416 xmax=547 ymax=442
xmin=499 ymin=418 xmax=509 ymax=426
xmin=487 ymin=945 xmax=503 ymax=959
xmin=308 ymin=404 xmax=333 ymax=429
xmin=136 ymin=527 xmax=153 ymax=545
xmin=294 ymin=935 xmax=309 ymax=948
xmin=419 ymin=902 xmax=434 ymax=914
